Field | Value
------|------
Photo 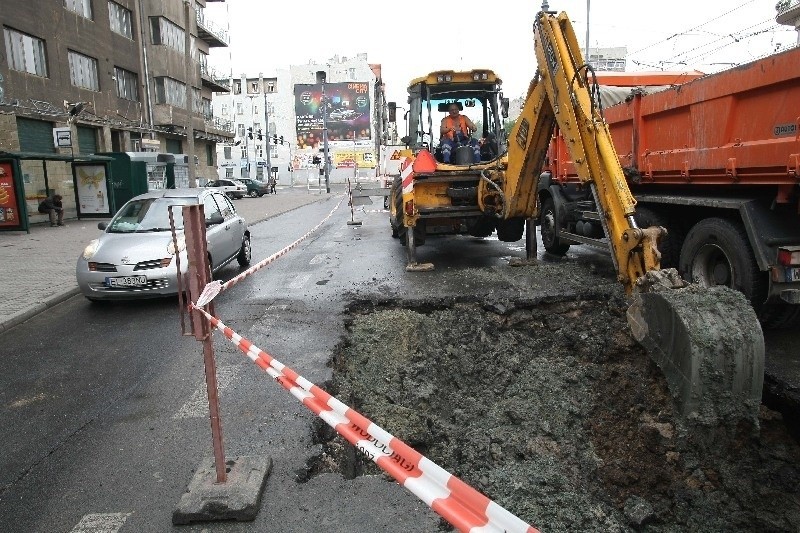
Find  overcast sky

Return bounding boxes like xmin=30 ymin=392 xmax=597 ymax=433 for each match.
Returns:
xmin=207 ymin=0 xmax=796 ymax=104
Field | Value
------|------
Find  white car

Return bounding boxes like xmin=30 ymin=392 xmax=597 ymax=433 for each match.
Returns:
xmin=205 ymin=179 xmax=246 ymax=199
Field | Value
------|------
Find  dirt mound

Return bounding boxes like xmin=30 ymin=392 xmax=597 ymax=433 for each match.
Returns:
xmin=303 ymin=295 xmax=800 ymax=531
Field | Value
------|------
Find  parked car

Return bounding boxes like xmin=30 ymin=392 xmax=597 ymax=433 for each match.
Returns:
xmin=76 ymin=188 xmax=251 ymax=301
xmin=237 ymin=177 xmax=271 ymax=197
xmin=205 ymin=179 xmax=246 ymax=199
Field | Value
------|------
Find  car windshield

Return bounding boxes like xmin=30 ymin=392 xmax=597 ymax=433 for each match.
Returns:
xmin=106 ymin=197 xmax=197 ymax=233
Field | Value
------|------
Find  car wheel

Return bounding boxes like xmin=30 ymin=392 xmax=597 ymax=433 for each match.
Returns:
xmin=249 ymin=190 xmax=258 ymax=198
xmin=237 ymin=234 xmax=252 ymax=266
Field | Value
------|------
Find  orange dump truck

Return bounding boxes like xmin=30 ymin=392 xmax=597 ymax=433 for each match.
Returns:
xmin=538 ymin=46 xmax=800 ymax=327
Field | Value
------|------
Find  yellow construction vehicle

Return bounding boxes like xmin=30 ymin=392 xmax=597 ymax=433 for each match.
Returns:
xmin=388 ymin=9 xmax=765 ymax=426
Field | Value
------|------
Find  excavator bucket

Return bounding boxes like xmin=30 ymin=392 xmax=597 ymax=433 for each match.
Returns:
xmin=626 ymin=273 xmax=764 ymax=428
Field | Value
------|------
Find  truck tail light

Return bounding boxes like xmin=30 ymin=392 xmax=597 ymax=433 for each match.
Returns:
xmin=777 ymin=248 xmax=800 ymax=266
xmin=404 ymin=200 xmax=414 ymax=216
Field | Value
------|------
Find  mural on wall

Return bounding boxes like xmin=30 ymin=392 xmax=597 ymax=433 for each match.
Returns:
xmin=294 ymin=82 xmax=371 ymax=149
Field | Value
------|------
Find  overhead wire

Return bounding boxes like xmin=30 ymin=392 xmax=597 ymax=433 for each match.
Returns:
xmin=628 ymin=0 xmax=758 ymax=56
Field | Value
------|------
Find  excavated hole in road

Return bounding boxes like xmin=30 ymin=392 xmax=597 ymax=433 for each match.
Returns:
xmin=299 ymin=296 xmax=800 ymax=531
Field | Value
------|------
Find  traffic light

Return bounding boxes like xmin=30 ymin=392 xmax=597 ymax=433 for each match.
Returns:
xmin=312 ymin=155 xmax=321 ymax=165
xmin=272 ymin=134 xmax=278 ymax=144
xmin=257 ymin=129 xmax=263 ymax=141
xmin=247 ymin=127 xmax=253 ymax=139
xmin=279 ymin=135 xmax=284 ymax=145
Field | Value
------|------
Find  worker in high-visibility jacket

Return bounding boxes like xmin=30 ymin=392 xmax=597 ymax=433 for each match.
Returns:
xmin=439 ymin=102 xmax=481 ymax=164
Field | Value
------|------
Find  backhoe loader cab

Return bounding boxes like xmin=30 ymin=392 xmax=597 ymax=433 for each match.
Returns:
xmin=405 ymin=70 xmax=507 ymax=163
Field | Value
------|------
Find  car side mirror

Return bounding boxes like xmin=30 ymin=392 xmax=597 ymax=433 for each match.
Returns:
xmin=206 ymin=214 xmax=224 ymax=226
xmin=97 ymin=221 xmax=107 ymax=230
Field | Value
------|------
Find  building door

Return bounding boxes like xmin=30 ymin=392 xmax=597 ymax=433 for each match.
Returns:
xmin=17 ymin=117 xmax=55 ymax=153
xmin=76 ymin=126 xmax=98 ymax=155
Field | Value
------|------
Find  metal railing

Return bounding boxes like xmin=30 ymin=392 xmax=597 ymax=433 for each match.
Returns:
xmin=206 ymin=116 xmax=234 ymax=134
xmin=196 ymin=8 xmax=229 ymax=45
xmin=199 ymin=63 xmax=231 ymax=90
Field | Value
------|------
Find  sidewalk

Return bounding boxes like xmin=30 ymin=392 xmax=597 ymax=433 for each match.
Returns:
xmin=0 ymin=186 xmax=335 ymax=333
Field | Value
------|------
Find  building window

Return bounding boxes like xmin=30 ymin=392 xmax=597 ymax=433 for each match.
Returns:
xmin=114 ymin=66 xmax=138 ymax=100
xmin=68 ymin=51 xmax=99 ymax=91
xmin=206 ymin=144 xmax=213 ymax=166
xmin=220 ymin=103 xmax=228 ymax=115
xmin=225 ymin=168 xmax=233 ymax=178
xmin=253 ymin=122 xmax=260 ymax=134
xmin=256 ymin=145 xmax=263 ymax=158
xmin=202 ymin=98 xmax=212 ymax=119
xmin=154 ymin=76 xmax=186 ymax=107
xmin=237 ymin=123 xmax=245 ymax=137
xmin=149 ymin=16 xmax=184 ymax=53
xmin=3 ymin=27 xmax=48 ymax=77
xmin=240 ymin=146 xmax=246 ymax=158
xmin=266 ymin=81 xmax=275 ymax=93
xmin=253 ymin=104 xmax=258 ymax=115
xmin=223 ymin=146 xmax=232 ymax=159
xmin=65 ymin=0 xmax=93 ymax=19
xmin=236 ymin=102 xmax=243 ymax=115
xmin=270 ymin=146 xmax=277 ymax=159
xmin=192 ymin=87 xmax=202 ymax=114
xmin=348 ymin=68 xmax=356 ymax=80
xmin=108 ymin=1 xmax=132 ymax=38
xmin=248 ymin=81 xmax=260 ymax=94
xmin=233 ymin=80 xmax=241 ymax=94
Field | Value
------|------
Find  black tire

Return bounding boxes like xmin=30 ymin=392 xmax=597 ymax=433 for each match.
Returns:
xmin=468 ymin=217 xmax=495 ymax=238
xmin=496 ymin=217 xmax=525 ymax=242
xmin=237 ymin=234 xmax=252 ymax=267
xmin=390 ymin=176 xmax=403 ymax=239
xmin=540 ymin=196 xmax=570 ymax=255
xmin=633 ymin=206 xmax=682 ymax=268
xmin=679 ymin=217 xmax=765 ymax=311
xmin=248 ymin=190 xmax=258 ymax=198
xmin=759 ymin=303 xmax=800 ymax=329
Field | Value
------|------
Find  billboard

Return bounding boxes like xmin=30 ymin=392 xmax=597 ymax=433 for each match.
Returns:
xmin=295 ymin=82 xmax=371 ymax=149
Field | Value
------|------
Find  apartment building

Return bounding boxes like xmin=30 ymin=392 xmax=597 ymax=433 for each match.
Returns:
xmin=0 ymin=0 xmax=232 ymax=218
xmin=214 ymin=54 xmax=388 ymax=186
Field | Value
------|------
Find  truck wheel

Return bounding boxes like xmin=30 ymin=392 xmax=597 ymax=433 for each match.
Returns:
xmin=679 ymin=217 xmax=765 ymax=310
xmin=467 ymin=217 xmax=495 ymax=238
xmin=496 ymin=217 xmax=524 ymax=242
xmin=634 ymin=206 xmax=682 ymax=268
xmin=540 ymin=197 xmax=570 ymax=255
xmin=390 ymin=176 xmax=403 ymax=239
xmin=759 ymin=303 xmax=800 ymax=329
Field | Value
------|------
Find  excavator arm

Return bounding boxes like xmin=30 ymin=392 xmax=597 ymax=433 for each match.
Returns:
xmin=493 ymin=10 xmax=765 ymax=429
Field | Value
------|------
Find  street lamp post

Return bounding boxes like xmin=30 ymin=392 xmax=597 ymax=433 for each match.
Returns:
xmin=317 ymin=70 xmax=330 ymax=194
xmin=263 ymin=91 xmax=272 ymax=182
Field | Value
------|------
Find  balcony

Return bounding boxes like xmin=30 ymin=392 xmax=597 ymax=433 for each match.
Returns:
xmin=776 ymin=0 xmax=800 ymax=26
xmin=200 ymin=63 xmax=231 ymax=92
xmin=196 ymin=8 xmax=229 ymax=47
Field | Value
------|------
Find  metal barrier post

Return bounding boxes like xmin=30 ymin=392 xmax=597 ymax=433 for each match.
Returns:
xmin=183 ymin=204 xmax=227 ymax=484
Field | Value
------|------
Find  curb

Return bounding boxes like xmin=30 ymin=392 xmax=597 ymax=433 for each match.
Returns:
xmin=0 ymin=287 xmax=81 ymax=333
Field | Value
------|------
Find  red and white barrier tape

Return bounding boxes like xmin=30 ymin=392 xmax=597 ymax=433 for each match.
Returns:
xmin=190 ymin=305 xmax=539 ymax=533
xmin=196 ymin=195 xmax=346 ymax=306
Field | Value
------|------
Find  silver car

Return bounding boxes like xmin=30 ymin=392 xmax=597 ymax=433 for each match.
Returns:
xmin=76 ymin=188 xmax=251 ymax=301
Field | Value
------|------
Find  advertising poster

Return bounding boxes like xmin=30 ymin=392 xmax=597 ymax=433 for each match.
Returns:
xmin=294 ymin=82 xmax=371 ymax=149
xmin=74 ymin=164 xmax=110 ymax=215
xmin=333 ymin=150 xmax=376 ymax=169
xmin=0 ymin=162 xmax=20 ymax=227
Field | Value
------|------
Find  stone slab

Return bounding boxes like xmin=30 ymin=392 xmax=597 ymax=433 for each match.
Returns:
xmin=172 ymin=455 xmax=272 ymax=525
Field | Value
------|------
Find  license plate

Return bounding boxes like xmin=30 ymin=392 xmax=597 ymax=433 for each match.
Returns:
xmin=106 ymin=275 xmax=148 ymax=288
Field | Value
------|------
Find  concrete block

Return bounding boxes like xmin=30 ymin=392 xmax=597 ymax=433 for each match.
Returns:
xmin=172 ymin=455 xmax=272 ymax=525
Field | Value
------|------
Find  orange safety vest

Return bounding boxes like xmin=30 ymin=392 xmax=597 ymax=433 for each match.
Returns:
xmin=443 ymin=115 xmax=468 ymax=140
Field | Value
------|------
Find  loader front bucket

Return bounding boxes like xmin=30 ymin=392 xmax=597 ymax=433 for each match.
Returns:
xmin=626 ymin=281 xmax=764 ymax=428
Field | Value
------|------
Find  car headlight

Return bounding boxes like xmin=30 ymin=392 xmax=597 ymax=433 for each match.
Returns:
xmin=83 ymin=239 xmax=100 ymax=260
xmin=167 ymin=235 xmax=186 ymax=255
